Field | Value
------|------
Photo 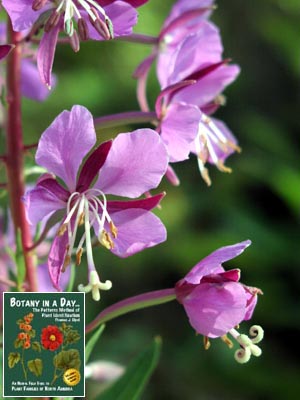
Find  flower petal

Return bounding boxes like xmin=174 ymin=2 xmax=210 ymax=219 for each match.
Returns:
xmin=183 ymin=240 xmax=251 ymax=284
xmin=0 ymin=44 xmax=14 ymax=61
xmin=36 ymin=105 xmax=97 ymax=191
xmin=37 ymin=24 xmax=60 ymax=88
xmin=48 ymin=230 xmax=68 ymax=290
xmin=160 ymin=102 xmax=200 ymax=162
xmin=105 ymin=208 xmax=166 ymax=257
xmin=174 ymin=64 xmax=240 ymax=107
xmin=182 ymin=281 xmax=247 ymax=337
xmin=21 ymin=59 xmax=56 ymax=101
xmin=107 ymin=192 xmax=165 ymax=212
xmin=76 ymin=140 xmax=112 ymax=193
xmin=2 ymin=0 xmax=47 ymax=31
xmin=23 ymin=184 xmax=67 ymax=225
xmin=95 ymin=129 xmax=168 ymax=198
xmin=37 ymin=262 xmax=70 ymax=292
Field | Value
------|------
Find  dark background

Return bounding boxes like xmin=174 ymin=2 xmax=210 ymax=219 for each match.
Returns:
xmin=4 ymin=0 xmax=300 ymax=398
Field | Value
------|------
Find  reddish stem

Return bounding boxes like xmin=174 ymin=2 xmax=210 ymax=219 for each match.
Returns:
xmin=5 ymin=22 xmax=37 ymax=292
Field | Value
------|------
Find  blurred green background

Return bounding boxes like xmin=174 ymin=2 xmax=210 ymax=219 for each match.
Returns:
xmin=3 ymin=0 xmax=300 ymax=399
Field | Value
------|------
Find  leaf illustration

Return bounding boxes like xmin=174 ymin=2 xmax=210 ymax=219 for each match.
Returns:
xmin=31 ymin=341 xmax=42 ymax=352
xmin=8 ymin=352 xmax=20 ymax=368
xmin=27 ymin=359 xmax=43 ymax=377
xmin=54 ymin=349 xmax=81 ymax=370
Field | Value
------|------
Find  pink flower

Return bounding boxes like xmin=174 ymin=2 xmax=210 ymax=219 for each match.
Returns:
xmin=175 ymin=240 xmax=264 ymax=363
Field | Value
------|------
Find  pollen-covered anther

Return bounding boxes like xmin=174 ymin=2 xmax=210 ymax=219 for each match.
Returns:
xmin=99 ymin=230 xmax=114 ymax=250
xmin=221 ymin=335 xmax=234 ymax=348
xmin=78 ymin=212 xmax=85 ymax=226
xmin=76 ymin=247 xmax=83 ymax=266
xmin=110 ymin=221 xmax=118 ymax=239
xmin=203 ymin=336 xmax=211 ymax=350
xmin=78 ymin=270 xmax=112 ymax=301
xmin=57 ymin=223 xmax=67 ymax=236
xmin=62 ymin=253 xmax=71 ymax=273
xmin=216 ymin=160 xmax=232 ymax=173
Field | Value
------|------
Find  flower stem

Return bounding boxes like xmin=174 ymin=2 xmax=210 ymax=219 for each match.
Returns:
xmin=94 ymin=111 xmax=158 ymax=130
xmin=116 ymin=33 xmax=158 ymax=45
xmin=5 ymin=21 xmax=37 ymax=291
xmin=86 ymin=288 xmax=176 ymax=333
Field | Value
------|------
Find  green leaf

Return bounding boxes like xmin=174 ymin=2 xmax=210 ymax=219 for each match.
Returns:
xmin=15 ymin=229 xmax=26 ymax=289
xmin=85 ymin=324 xmax=105 ymax=364
xmin=31 ymin=341 xmax=42 ymax=352
xmin=54 ymin=349 xmax=81 ymax=370
xmin=8 ymin=352 xmax=21 ymax=368
xmin=27 ymin=359 xmax=43 ymax=377
xmin=96 ymin=336 xmax=162 ymax=400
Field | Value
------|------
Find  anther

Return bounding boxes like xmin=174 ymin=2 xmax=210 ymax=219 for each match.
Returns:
xmin=99 ymin=230 xmax=114 ymax=250
xmin=109 ymin=221 xmax=118 ymax=239
xmin=203 ymin=336 xmax=211 ymax=350
xmin=44 ymin=10 xmax=60 ymax=32
xmin=78 ymin=18 xmax=90 ymax=41
xmin=69 ymin=30 xmax=80 ymax=52
xmin=32 ymin=0 xmax=48 ymax=11
xmin=76 ymin=248 xmax=83 ymax=266
xmin=62 ymin=253 xmax=71 ymax=273
xmin=57 ymin=223 xmax=67 ymax=237
xmin=221 ymin=335 xmax=234 ymax=348
xmin=89 ymin=8 xmax=111 ymax=40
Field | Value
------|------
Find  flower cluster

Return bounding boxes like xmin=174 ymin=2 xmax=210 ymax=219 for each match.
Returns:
xmin=134 ymin=0 xmax=240 ymax=185
xmin=0 ymin=0 xmax=265 ymax=374
xmin=16 ymin=313 xmax=35 ymax=350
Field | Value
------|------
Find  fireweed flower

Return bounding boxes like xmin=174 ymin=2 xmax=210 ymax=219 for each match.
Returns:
xmin=175 ymin=240 xmax=264 ymax=363
xmin=2 ymin=1 xmax=143 ymax=87
xmin=24 ymin=105 xmax=168 ymax=300
xmin=41 ymin=325 xmax=64 ymax=351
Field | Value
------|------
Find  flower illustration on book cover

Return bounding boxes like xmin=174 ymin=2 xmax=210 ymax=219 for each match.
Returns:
xmin=8 ymin=312 xmax=43 ymax=380
xmin=8 ymin=317 xmax=81 ymax=386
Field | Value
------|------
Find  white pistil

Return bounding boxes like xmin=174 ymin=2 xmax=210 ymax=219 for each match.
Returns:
xmin=78 ymin=270 xmax=112 ymax=301
xmin=228 ymin=325 xmax=264 ymax=364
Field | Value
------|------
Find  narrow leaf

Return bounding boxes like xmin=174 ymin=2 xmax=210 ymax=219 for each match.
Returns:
xmin=85 ymin=324 xmax=105 ymax=364
xmin=96 ymin=336 xmax=162 ymax=400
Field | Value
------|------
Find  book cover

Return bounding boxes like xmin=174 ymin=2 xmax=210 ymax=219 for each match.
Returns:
xmin=2 ymin=292 xmax=85 ymax=398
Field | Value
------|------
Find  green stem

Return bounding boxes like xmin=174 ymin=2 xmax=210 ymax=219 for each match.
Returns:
xmin=86 ymin=288 xmax=176 ymax=334
xmin=94 ymin=111 xmax=158 ymax=130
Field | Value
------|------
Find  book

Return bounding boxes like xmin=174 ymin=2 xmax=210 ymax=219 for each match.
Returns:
xmin=2 ymin=292 xmax=85 ymax=398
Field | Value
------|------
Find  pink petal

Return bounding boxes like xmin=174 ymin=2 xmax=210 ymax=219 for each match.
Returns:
xmin=36 ymin=105 xmax=97 ymax=192
xmin=182 ymin=281 xmax=247 ymax=338
xmin=37 ymin=24 xmax=60 ymax=88
xmin=95 ymin=129 xmax=168 ymax=198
